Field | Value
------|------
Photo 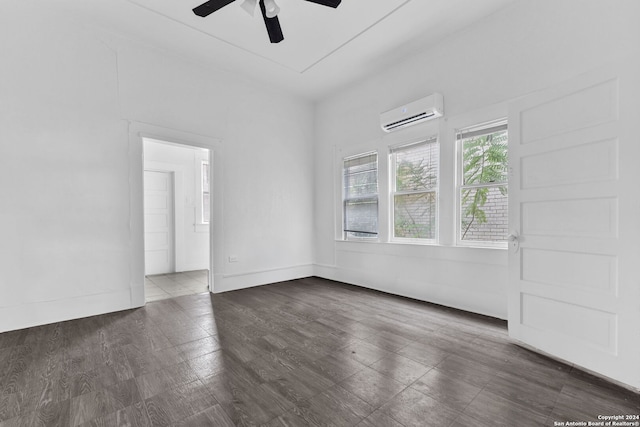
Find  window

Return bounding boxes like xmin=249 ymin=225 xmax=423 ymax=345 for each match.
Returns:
xmin=457 ymin=119 xmax=508 ymax=244
xmin=202 ymin=161 xmax=210 ymax=224
xmin=390 ymin=137 xmax=439 ymax=241
xmin=343 ymin=152 xmax=378 ymax=239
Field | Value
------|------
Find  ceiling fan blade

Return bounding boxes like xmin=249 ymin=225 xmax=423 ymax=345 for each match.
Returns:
xmin=193 ymin=0 xmax=236 ymax=17
xmin=259 ymin=0 xmax=284 ymax=43
xmin=303 ymin=0 xmax=341 ymax=8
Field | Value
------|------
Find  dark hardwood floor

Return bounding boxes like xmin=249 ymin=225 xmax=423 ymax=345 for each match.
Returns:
xmin=0 ymin=277 xmax=638 ymax=426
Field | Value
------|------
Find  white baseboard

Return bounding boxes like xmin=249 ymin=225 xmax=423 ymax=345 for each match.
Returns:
xmin=215 ymin=264 xmax=314 ymax=293
xmin=1 ymin=262 xmax=503 ymax=333
xmin=313 ymin=263 xmax=338 ymax=279
xmin=0 ymin=288 xmax=140 ymax=333
xmin=313 ymin=264 xmax=506 ymax=320
xmin=178 ymin=264 xmax=210 ymax=273
xmin=0 ymin=264 xmax=313 ymax=333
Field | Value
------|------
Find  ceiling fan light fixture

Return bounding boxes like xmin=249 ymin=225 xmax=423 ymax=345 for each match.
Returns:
xmin=263 ymin=0 xmax=280 ymax=18
xmin=240 ymin=0 xmax=257 ymax=16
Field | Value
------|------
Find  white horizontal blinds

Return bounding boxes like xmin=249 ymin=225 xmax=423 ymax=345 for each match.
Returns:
xmin=458 ymin=120 xmax=508 ymax=186
xmin=458 ymin=119 xmax=508 ymax=243
xmin=457 ymin=122 xmax=508 ymax=141
xmin=391 ymin=137 xmax=438 ymax=240
xmin=343 ymin=152 xmax=378 ymax=239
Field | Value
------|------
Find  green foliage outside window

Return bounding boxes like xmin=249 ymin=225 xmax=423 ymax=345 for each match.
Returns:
xmin=461 ymin=129 xmax=508 ymax=240
xmin=394 ymin=158 xmax=437 ymax=239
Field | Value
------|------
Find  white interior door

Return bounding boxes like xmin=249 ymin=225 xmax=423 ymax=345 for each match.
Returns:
xmin=144 ymin=170 xmax=175 ymax=275
xmin=507 ymin=61 xmax=640 ymax=389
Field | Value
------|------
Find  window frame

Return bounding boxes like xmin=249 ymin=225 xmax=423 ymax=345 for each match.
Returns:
xmin=342 ymin=151 xmax=379 ymax=241
xmin=456 ymin=118 xmax=509 ymax=248
xmin=389 ymin=136 xmax=440 ymax=244
xmin=201 ymin=160 xmax=210 ymax=225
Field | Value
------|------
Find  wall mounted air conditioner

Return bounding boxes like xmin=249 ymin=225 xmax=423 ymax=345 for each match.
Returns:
xmin=380 ymin=93 xmax=444 ymax=132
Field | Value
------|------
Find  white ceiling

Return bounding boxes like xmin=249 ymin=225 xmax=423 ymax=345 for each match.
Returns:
xmin=45 ymin=0 xmax=519 ymax=100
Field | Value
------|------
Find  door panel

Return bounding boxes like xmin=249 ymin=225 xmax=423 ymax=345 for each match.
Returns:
xmin=521 ymin=248 xmax=617 ymax=293
xmin=508 ymin=61 xmax=640 ymax=389
xmin=521 ymin=197 xmax=617 ymax=237
xmin=519 ymin=79 xmax=617 ymax=144
xmin=144 ymin=171 xmax=175 ymax=275
xmin=521 ymin=138 xmax=618 ymax=188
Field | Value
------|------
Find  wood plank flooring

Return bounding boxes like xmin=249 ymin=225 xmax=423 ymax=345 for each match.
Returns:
xmin=0 ymin=277 xmax=638 ymax=426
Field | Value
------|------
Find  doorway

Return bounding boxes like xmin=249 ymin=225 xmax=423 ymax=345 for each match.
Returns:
xmin=142 ymin=138 xmax=212 ymax=302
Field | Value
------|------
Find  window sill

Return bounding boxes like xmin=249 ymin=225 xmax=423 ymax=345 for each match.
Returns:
xmin=342 ymin=238 xmax=380 ymax=244
xmin=389 ymin=238 xmax=438 ymax=246
xmin=456 ymin=241 xmax=508 ymax=250
xmin=335 ymin=238 xmax=507 ymax=251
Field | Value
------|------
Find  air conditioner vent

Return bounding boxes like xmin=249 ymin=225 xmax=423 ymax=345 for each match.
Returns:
xmin=380 ymin=93 xmax=444 ymax=132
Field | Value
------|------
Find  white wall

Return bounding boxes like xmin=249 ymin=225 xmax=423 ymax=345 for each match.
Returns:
xmin=314 ymin=0 xmax=640 ymax=320
xmin=144 ymin=140 xmax=210 ymax=273
xmin=0 ymin=2 xmax=315 ymax=333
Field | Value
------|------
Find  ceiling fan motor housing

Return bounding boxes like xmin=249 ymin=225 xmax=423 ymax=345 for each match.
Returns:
xmin=192 ymin=0 xmax=342 ymax=43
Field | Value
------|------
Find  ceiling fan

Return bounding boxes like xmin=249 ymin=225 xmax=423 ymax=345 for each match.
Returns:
xmin=192 ymin=0 xmax=342 ymax=44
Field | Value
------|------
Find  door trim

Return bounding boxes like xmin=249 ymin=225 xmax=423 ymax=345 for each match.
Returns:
xmin=127 ymin=120 xmax=224 ymax=307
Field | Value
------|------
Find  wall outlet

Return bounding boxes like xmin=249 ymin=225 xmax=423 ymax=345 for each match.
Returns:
xmin=228 ymin=255 xmax=238 ymax=263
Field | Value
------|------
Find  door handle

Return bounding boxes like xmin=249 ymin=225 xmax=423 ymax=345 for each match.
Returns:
xmin=508 ymin=232 xmax=520 ymax=252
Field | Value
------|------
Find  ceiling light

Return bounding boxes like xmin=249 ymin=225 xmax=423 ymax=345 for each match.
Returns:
xmin=240 ymin=0 xmax=257 ymax=16
xmin=263 ymin=0 xmax=280 ymax=18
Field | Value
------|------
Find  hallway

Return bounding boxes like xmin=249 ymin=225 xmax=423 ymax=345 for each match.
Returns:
xmin=144 ymin=270 xmax=209 ymax=302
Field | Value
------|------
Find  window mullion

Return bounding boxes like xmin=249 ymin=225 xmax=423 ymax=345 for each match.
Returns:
xmin=393 ymin=189 xmax=436 ymax=197
xmin=460 ymin=182 xmax=507 ymax=191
